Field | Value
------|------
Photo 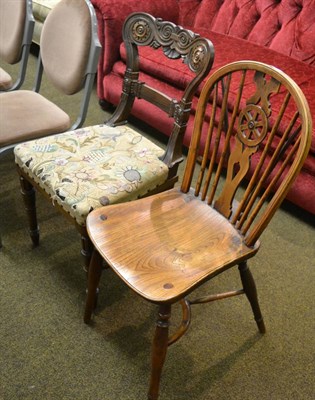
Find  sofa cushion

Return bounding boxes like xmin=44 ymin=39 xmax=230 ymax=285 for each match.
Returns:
xmin=192 ymin=0 xmax=315 ymax=65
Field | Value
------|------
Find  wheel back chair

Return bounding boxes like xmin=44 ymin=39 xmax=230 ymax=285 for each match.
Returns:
xmin=13 ymin=12 xmax=214 ymax=269
xmin=84 ymin=61 xmax=312 ymax=400
xmin=0 ymin=0 xmax=35 ymax=91
xmin=0 ymin=0 xmax=101 ymax=247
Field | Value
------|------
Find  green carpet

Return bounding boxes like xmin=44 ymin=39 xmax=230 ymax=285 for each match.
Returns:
xmin=1 ymin=50 xmax=315 ymax=400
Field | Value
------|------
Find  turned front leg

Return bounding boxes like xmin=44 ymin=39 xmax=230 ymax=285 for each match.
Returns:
xmin=239 ymin=261 xmax=266 ymax=333
xmin=148 ymin=304 xmax=171 ymax=400
xmin=19 ymin=174 xmax=39 ymax=247
xmin=84 ymin=249 xmax=103 ymax=324
xmin=80 ymin=232 xmax=93 ymax=273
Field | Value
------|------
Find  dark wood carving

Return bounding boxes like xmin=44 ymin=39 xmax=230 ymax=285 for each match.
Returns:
xmin=107 ymin=12 xmax=215 ymax=173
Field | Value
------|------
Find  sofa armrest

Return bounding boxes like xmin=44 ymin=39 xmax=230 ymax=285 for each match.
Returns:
xmin=91 ymin=0 xmax=179 ymax=100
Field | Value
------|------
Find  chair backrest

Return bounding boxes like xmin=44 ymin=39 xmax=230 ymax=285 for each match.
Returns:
xmin=182 ymin=61 xmax=312 ymax=246
xmin=34 ymin=0 xmax=101 ymax=129
xmin=107 ymin=12 xmax=215 ymax=176
xmin=0 ymin=0 xmax=35 ymax=90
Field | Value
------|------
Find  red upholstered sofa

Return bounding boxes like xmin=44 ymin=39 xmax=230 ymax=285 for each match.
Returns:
xmin=91 ymin=0 xmax=315 ymax=214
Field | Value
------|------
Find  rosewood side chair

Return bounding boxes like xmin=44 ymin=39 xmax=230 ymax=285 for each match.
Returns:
xmin=13 ymin=12 xmax=214 ymax=269
xmin=0 ymin=0 xmax=35 ymax=91
xmin=0 ymin=0 xmax=101 ymax=248
xmin=84 ymin=61 xmax=312 ymax=400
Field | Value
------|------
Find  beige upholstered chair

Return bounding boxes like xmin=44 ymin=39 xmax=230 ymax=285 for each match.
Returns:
xmin=0 ymin=0 xmax=101 ymax=247
xmin=84 ymin=61 xmax=312 ymax=400
xmin=0 ymin=0 xmax=35 ymax=91
xmin=14 ymin=12 xmax=214 ymax=268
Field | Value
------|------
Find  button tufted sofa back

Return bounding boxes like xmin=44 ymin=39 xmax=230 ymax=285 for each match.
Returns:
xmin=181 ymin=0 xmax=315 ymax=65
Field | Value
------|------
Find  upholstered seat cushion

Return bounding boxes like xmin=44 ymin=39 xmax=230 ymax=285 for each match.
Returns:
xmin=0 ymin=67 xmax=12 ymax=90
xmin=14 ymin=124 xmax=169 ymax=225
xmin=0 ymin=90 xmax=70 ymax=147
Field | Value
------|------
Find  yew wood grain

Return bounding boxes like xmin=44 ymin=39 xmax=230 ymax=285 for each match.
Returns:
xmin=87 ymin=188 xmax=258 ymax=303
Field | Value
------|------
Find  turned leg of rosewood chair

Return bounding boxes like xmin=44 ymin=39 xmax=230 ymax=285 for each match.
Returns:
xmin=19 ymin=174 xmax=39 ymax=247
xmin=79 ymin=229 xmax=94 ymax=273
xmin=84 ymin=249 xmax=103 ymax=323
xmin=148 ymin=304 xmax=172 ymax=400
xmin=238 ymin=262 xmax=266 ymax=334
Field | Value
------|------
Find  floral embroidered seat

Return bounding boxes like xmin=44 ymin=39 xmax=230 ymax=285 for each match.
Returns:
xmin=14 ymin=124 xmax=168 ymax=226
